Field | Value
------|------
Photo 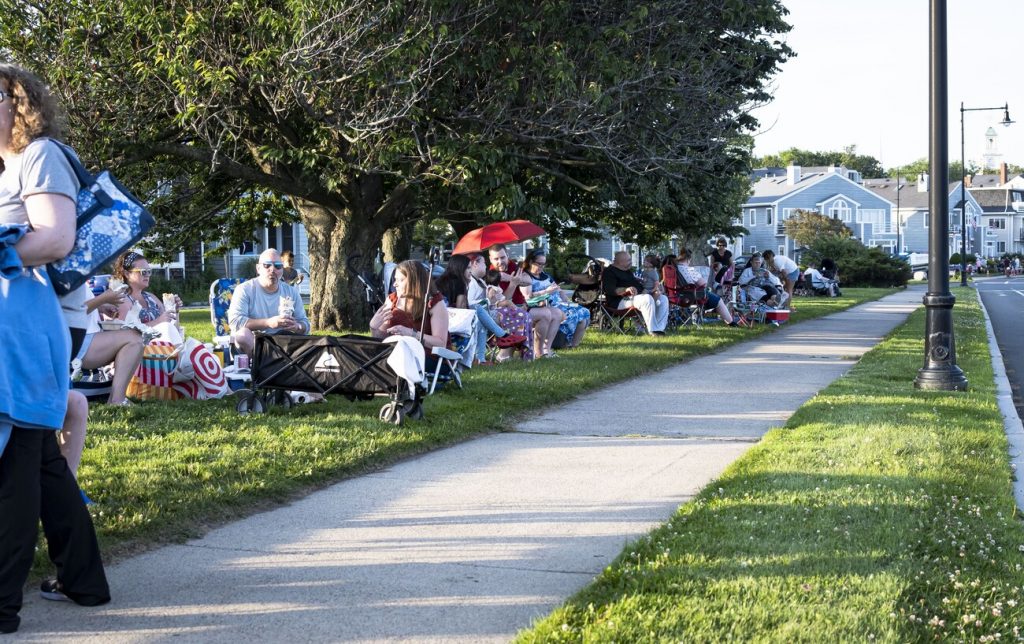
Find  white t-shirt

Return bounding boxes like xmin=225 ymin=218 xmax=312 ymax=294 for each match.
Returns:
xmin=467 ymin=277 xmax=487 ymax=306
xmin=804 ymin=267 xmax=827 ymax=288
xmin=770 ymin=254 xmax=799 ymax=275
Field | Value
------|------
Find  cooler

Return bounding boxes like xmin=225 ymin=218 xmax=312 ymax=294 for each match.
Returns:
xmin=764 ymin=309 xmax=790 ymax=323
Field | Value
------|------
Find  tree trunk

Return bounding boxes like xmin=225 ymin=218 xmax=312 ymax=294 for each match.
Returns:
xmin=382 ymin=224 xmax=412 ymax=263
xmin=295 ymin=174 xmax=414 ymax=330
xmin=677 ymin=234 xmax=712 ymax=266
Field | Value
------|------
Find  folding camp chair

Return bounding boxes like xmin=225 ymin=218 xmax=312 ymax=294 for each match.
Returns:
xmin=209 ymin=277 xmax=244 ymax=362
xmin=662 ymin=264 xmax=707 ymax=328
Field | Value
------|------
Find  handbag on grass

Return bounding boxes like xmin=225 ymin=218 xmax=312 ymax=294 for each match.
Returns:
xmin=46 ymin=140 xmax=156 ymax=295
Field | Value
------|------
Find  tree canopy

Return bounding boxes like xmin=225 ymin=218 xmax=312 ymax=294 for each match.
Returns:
xmin=754 ymin=145 xmax=884 ymax=179
xmin=2 ymin=0 xmax=792 ymax=327
xmin=784 ymin=209 xmax=852 ymax=248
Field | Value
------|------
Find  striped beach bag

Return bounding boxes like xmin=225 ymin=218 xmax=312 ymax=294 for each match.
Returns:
xmin=127 ymin=340 xmax=183 ymax=401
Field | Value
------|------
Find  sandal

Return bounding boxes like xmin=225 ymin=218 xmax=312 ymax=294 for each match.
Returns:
xmin=494 ymin=333 xmax=527 ymax=348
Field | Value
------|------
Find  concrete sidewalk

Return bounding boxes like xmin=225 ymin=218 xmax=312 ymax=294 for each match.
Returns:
xmin=13 ymin=288 xmax=924 ymax=643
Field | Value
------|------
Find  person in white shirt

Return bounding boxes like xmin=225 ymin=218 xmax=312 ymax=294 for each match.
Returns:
xmin=803 ymin=261 xmax=837 ymax=297
xmin=761 ymin=250 xmax=800 ymax=310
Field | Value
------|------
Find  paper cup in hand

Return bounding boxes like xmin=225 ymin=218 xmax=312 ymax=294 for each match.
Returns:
xmin=279 ymin=295 xmax=295 ymax=318
xmin=109 ymin=278 xmax=129 ymax=295
xmin=162 ymin=293 xmax=177 ymax=313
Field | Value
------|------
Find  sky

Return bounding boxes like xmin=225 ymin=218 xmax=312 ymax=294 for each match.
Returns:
xmin=750 ymin=0 xmax=1024 ymax=171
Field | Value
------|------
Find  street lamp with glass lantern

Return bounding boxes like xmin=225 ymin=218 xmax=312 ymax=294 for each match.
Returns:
xmin=959 ymin=102 xmax=1013 ymax=286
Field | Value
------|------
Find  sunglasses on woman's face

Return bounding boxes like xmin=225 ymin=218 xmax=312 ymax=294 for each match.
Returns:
xmin=129 ymin=269 xmax=152 ymax=277
xmin=262 ymin=261 xmax=284 ymax=269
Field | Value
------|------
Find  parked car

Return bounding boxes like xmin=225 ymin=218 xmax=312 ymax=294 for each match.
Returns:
xmin=731 ymin=255 xmax=752 ymax=281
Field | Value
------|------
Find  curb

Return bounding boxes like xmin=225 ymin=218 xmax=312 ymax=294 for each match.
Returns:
xmin=975 ymin=290 xmax=1024 ymax=512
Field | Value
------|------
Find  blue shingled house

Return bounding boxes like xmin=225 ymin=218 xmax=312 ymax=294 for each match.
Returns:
xmin=738 ymin=165 xmax=895 ymax=258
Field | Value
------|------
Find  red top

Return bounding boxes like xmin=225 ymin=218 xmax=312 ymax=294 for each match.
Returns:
xmin=492 ymin=259 xmax=526 ymax=305
xmin=386 ymin=292 xmax=445 ymax=337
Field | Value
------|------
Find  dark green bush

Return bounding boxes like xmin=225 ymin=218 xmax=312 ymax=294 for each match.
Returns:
xmin=808 ymin=235 xmax=910 ymax=287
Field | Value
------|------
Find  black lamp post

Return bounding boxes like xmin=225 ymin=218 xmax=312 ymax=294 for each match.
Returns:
xmin=959 ymin=101 xmax=1013 ymax=286
xmin=915 ymin=0 xmax=967 ymax=391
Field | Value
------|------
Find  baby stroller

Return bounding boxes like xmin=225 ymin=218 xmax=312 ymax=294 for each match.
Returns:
xmin=347 ymin=252 xmax=398 ymax=321
xmin=566 ymin=254 xmax=603 ymax=311
xmin=565 ymin=254 xmax=607 ymax=331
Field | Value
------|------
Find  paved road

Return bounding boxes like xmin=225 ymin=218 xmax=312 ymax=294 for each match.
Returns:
xmin=977 ymin=277 xmax=1024 ymax=418
xmin=12 ymin=289 xmax=924 ymax=643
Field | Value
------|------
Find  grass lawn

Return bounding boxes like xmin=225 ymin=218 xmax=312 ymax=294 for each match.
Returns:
xmin=517 ymin=287 xmax=1024 ymax=642
xmin=43 ymin=288 xmax=890 ymax=575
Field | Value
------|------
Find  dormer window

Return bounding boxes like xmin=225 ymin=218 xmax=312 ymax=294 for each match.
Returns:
xmin=829 ymin=199 xmax=852 ymax=222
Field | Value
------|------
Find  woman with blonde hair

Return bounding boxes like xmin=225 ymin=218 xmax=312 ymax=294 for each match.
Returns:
xmin=0 ymin=62 xmax=109 ymax=634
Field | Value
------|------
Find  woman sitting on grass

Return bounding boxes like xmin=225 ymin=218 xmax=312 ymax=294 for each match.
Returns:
xmin=112 ymin=250 xmax=182 ymax=326
xmin=520 ymin=249 xmax=590 ymax=348
xmin=74 ymin=288 xmax=145 ymax=406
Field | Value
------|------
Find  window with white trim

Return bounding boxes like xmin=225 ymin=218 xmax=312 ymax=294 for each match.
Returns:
xmin=778 ymin=245 xmax=785 ymax=256
xmin=748 ymin=209 xmax=756 ymax=226
xmin=829 ymin=199 xmax=852 ymax=222
xmin=990 ymin=218 xmax=1007 ymax=229
xmin=998 ymin=241 xmax=1007 ymax=252
xmin=766 ymin=208 xmax=773 ymax=226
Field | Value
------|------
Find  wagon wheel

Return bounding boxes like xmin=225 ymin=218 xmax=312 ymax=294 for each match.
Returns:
xmin=402 ymin=399 xmax=424 ymax=421
xmin=236 ymin=391 xmax=265 ymax=414
xmin=275 ymin=390 xmax=293 ymax=410
xmin=379 ymin=401 xmax=405 ymax=425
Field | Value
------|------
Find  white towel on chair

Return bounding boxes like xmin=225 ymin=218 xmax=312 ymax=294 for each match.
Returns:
xmin=382 ymin=336 xmax=426 ymax=398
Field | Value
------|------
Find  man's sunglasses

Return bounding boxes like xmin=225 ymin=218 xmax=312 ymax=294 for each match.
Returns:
xmin=128 ymin=269 xmax=152 ymax=276
xmin=262 ymin=261 xmax=284 ymax=269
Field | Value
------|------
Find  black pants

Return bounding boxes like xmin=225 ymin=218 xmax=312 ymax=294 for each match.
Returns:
xmin=0 ymin=428 xmax=110 ymax=633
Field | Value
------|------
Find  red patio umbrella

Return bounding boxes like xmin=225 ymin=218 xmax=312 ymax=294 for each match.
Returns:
xmin=452 ymin=219 xmax=546 ymax=255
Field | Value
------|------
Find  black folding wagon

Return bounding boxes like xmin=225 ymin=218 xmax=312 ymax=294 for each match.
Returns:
xmin=235 ymin=333 xmax=425 ymax=424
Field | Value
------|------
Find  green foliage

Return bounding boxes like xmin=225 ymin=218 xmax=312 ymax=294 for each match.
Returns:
xmin=412 ymin=219 xmax=457 ymax=259
xmin=784 ymin=209 xmax=852 ymax=247
xmin=519 ymin=290 xmax=1024 ymax=641
xmin=755 ymin=145 xmax=884 ymax=178
xmin=887 ymin=158 xmax=972 ymax=182
xmin=146 ymin=265 xmax=222 ymax=306
xmin=808 ymin=236 xmax=911 ymax=287
xmin=3 ymin=0 xmax=793 ymax=327
xmin=948 ymin=253 xmax=977 ymax=266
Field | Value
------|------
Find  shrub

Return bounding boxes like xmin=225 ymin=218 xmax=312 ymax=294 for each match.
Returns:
xmin=148 ymin=265 xmax=222 ymax=305
xmin=808 ymin=235 xmax=910 ymax=287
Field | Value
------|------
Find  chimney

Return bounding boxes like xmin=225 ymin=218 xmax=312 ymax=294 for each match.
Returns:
xmin=965 ymin=174 xmax=972 ymax=188
xmin=786 ymin=164 xmax=801 ymax=186
xmin=1000 ymin=162 xmax=1008 ymax=186
xmin=917 ymin=172 xmax=929 ymax=193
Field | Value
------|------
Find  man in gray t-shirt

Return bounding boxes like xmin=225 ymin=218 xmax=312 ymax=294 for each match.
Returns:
xmin=227 ymin=248 xmax=310 ymax=358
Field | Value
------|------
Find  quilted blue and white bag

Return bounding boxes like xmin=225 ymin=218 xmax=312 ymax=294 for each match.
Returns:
xmin=46 ymin=141 xmax=155 ymax=295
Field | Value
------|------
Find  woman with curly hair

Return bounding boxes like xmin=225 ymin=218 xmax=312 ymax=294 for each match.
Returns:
xmin=112 ymin=249 xmax=182 ymax=325
xmin=0 ymin=62 xmax=109 ymax=635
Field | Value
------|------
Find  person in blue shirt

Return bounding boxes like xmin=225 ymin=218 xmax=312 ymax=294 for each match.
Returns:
xmin=0 ymin=63 xmax=110 ymax=635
